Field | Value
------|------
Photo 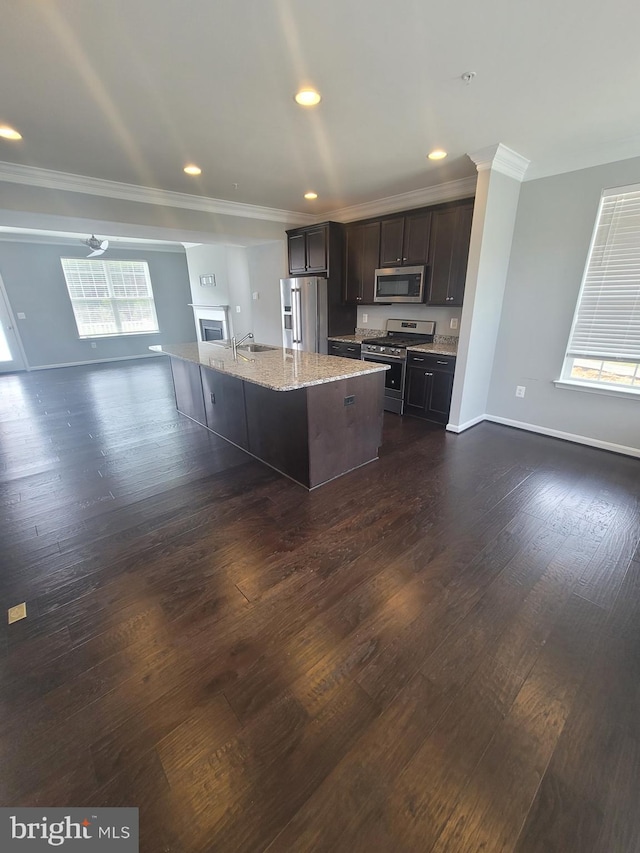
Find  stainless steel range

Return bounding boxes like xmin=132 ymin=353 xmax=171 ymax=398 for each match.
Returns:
xmin=361 ymin=319 xmax=436 ymax=414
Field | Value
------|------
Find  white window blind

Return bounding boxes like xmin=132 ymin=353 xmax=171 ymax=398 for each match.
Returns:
xmin=566 ymin=186 xmax=640 ymax=362
xmin=61 ymin=258 xmax=159 ymax=338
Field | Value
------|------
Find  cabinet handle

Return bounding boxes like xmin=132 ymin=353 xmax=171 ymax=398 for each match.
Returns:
xmin=347 ymin=347 xmax=356 ymax=352
xmin=436 ymin=360 xmax=449 ymax=365
xmin=210 ymin=392 xmax=216 ymax=404
xmin=403 ymin=257 xmax=407 ymax=261
xmin=412 ymin=357 xmax=425 ymax=362
xmin=396 ymin=257 xmax=401 ymax=262
xmin=424 ymin=372 xmax=433 ymax=377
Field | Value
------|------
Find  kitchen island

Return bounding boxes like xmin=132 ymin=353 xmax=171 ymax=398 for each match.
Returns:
xmin=151 ymin=342 xmax=388 ymax=489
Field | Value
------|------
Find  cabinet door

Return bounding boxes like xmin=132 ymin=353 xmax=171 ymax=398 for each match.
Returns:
xmin=427 ymin=208 xmax=457 ymax=304
xmin=403 ymin=211 xmax=431 ymax=265
xmin=379 ymin=218 xmax=405 ymax=266
xmin=448 ymin=204 xmax=474 ymax=306
xmin=361 ymin=221 xmax=381 ymax=303
xmin=201 ymin=368 xmax=248 ymax=449
xmin=344 ymin=224 xmax=364 ymax=303
xmin=305 ymin=226 xmax=328 ymax=273
xmin=426 ymin=369 xmax=455 ymax=424
xmin=170 ymin=358 xmax=206 ymax=425
xmin=288 ymin=232 xmax=307 ymax=274
xmin=404 ymin=364 xmax=431 ymax=412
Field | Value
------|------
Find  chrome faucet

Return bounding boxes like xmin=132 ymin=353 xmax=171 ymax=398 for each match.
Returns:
xmin=231 ymin=332 xmax=253 ymax=358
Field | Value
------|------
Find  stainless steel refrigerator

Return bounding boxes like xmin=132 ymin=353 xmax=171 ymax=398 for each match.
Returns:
xmin=280 ymin=277 xmax=330 ymax=354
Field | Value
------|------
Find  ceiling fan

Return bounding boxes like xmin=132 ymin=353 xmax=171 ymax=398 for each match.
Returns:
xmin=84 ymin=234 xmax=109 ymax=257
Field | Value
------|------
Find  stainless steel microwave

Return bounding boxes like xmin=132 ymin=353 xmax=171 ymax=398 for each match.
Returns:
xmin=374 ymin=265 xmax=426 ymax=303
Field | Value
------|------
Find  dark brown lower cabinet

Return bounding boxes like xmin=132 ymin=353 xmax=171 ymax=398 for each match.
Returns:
xmin=201 ymin=366 xmax=248 ymax=450
xmin=170 ymin=357 xmax=206 ymax=425
xmin=404 ymin=352 xmax=456 ymax=425
xmin=328 ymin=340 xmax=362 ymax=359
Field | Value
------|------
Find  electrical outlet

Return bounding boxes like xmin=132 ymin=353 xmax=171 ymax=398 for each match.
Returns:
xmin=235 ymin=305 xmax=241 ymax=313
xmin=362 ymin=313 xmax=368 ymax=323
xmin=252 ymin=292 xmax=259 ymax=301
xmin=450 ymin=318 xmax=458 ymax=330
xmin=91 ymin=342 xmax=97 ymax=349
xmin=516 ymin=385 xmax=526 ymax=398
xmin=17 ymin=312 xmax=26 ymax=320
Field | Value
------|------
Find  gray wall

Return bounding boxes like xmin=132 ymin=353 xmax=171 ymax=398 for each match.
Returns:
xmin=487 ymin=155 xmax=640 ymax=453
xmin=0 ymin=240 xmax=194 ymax=368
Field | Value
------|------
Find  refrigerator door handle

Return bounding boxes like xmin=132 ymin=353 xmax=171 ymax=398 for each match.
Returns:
xmin=292 ymin=287 xmax=302 ymax=344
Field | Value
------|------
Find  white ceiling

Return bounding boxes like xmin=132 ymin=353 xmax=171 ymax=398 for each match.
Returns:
xmin=1 ymin=0 xmax=639 ymax=217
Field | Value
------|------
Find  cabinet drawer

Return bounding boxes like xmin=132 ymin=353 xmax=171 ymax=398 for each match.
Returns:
xmin=407 ymin=352 xmax=456 ymax=372
xmin=328 ymin=340 xmax=362 ymax=359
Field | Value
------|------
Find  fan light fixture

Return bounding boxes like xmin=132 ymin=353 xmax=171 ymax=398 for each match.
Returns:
xmin=84 ymin=235 xmax=109 ymax=257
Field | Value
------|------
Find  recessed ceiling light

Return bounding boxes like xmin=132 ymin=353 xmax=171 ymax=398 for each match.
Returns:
xmin=428 ymin=149 xmax=448 ymax=161
xmin=183 ymin=164 xmax=202 ymax=176
xmin=295 ymin=89 xmax=321 ymax=107
xmin=304 ymin=192 xmax=318 ymax=200
xmin=0 ymin=126 xmax=22 ymax=141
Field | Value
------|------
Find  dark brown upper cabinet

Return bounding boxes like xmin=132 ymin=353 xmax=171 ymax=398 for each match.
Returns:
xmin=286 ymin=222 xmax=343 ymax=277
xmin=344 ymin=220 xmax=381 ymax=303
xmin=379 ymin=211 xmax=431 ymax=267
xmin=427 ymin=202 xmax=473 ymax=306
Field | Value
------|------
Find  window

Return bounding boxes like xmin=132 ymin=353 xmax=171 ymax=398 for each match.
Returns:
xmin=61 ymin=258 xmax=159 ymax=338
xmin=560 ymin=184 xmax=640 ymax=393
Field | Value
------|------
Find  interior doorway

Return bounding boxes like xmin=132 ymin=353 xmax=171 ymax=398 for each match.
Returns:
xmin=0 ymin=275 xmax=26 ymax=372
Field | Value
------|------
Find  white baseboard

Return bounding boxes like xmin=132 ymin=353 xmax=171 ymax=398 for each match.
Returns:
xmin=446 ymin=414 xmax=487 ymax=433
xmin=29 ymin=353 xmax=162 ymax=370
xmin=485 ymin=414 xmax=640 ymax=460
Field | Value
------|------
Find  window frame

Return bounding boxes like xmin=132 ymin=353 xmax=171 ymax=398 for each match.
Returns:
xmin=60 ymin=257 xmax=160 ymax=339
xmin=559 ymin=182 xmax=640 ymax=398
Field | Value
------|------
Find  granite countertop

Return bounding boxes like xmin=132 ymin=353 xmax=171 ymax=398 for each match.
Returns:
xmin=327 ymin=330 xmax=386 ymax=344
xmin=328 ymin=332 xmax=458 ymax=357
xmin=407 ymin=342 xmax=458 ymax=356
xmin=150 ymin=342 xmax=389 ymax=392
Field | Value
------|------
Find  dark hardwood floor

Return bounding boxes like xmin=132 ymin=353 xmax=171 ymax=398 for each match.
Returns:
xmin=1 ymin=357 xmax=639 ymax=852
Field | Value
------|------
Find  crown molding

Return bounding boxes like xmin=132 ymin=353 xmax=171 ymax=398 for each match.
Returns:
xmin=321 ymin=176 xmax=478 ymax=223
xmin=468 ymin=143 xmax=530 ymax=182
xmin=0 ymin=161 xmax=316 ymax=226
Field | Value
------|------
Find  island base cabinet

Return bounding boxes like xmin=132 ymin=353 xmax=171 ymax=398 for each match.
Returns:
xmin=242 ymin=373 xmax=385 ymax=488
xmin=169 ymin=357 xmax=385 ymax=489
xmin=244 ymin=384 xmax=310 ymax=487
xmin=201 ymin=366 xmax=249 ymax=450
xmin=306 ymin=372 xmax=384 ymax=488
xmin=170 ymin=357 xmax=206 ymax=426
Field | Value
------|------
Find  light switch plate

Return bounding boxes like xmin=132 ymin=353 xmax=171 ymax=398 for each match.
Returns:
xmin=235 ymin=306 xmax=241 ymax=313
xmin=362 ymin=313 xmax=368 ymax=323
xmin=17 ymin=312 xmax=26 ymax=320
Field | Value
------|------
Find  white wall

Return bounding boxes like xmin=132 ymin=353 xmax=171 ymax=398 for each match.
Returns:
xmin=449 ymin=168 xmax=522 ymax=430
xmin=356 ymin=304 xmax=461 ymax=336
xmin=246 ymin=241 xmax=287 ymax=346
xmin=487 ymin=155 xmax=640 ymax=454
xmin=185 ymin=240 xmax=285 ymax=344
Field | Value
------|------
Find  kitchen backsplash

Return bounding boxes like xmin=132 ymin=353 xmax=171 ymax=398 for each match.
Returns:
xmin=355 ymin=327 xmax=458 ymax=345
xmin=357 ymin=304 xmax=461 ymax=337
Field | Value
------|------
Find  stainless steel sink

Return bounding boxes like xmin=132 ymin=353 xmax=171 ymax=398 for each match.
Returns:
xmin=238 ymin=344 xmax=278 ymax=353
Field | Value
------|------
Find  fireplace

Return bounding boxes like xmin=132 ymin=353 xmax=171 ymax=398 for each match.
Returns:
xmin=199 ymin=319 xmax=224 ymax=341
xmin=190 ymin=304 xmax=230 ymax=344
